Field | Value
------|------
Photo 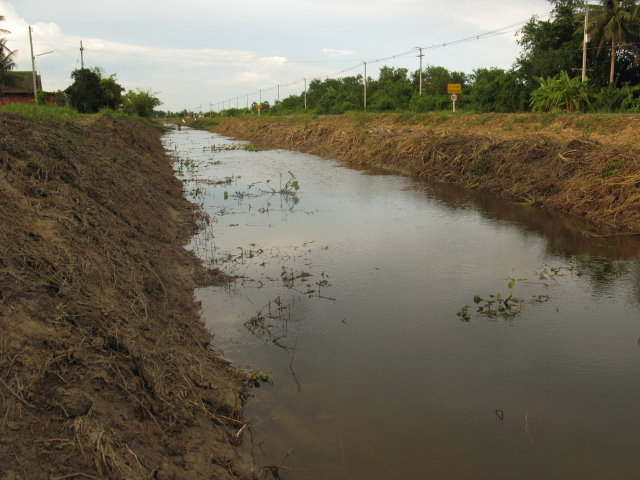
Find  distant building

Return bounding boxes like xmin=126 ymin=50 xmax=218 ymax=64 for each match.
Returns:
xmin=0 ymin=71 xmax=52 ymax=105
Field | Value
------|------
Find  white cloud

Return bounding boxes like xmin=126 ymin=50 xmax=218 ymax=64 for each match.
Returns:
xmin=258 ymin=56 xmax=288 ymax=65
xmin=322 ymin=48 xmax=356 ymax=58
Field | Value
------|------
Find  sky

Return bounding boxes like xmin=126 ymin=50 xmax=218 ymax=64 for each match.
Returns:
xmin=1 ymin=0 xmax=553 ymax=112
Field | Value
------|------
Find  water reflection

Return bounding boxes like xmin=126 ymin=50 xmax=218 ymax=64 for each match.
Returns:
xmin=163 ymin=126 xmax=640 ymax=480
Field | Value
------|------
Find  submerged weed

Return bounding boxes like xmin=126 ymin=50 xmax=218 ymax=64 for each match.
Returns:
xmin=248 ymin=369 xmax=272 ymax=388
xmin=568 ymin=254 xmax=628 ymax=277
xmin=458 ymin=278 xmax=550 ymax=323
xmin=265 ymin=171 xmax=300 ymax=195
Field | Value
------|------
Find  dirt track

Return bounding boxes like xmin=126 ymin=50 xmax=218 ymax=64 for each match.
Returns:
xmin=195 ymin=113 xmax=640 ymax=235
xmin=0 ymin=113 xmax=252 ymax=479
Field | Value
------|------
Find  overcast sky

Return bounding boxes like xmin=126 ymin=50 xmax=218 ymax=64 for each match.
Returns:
xmin=2 ymin=0 xmax=552 ymax=112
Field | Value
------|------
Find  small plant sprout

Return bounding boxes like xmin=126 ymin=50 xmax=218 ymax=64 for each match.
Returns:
xmin=265 ymin=171 xmax=300 ymax=195
xmin=248 ymin=369 xmax=272 ymax=388
xmin=510 ymin=186 xmax=535 ymax=205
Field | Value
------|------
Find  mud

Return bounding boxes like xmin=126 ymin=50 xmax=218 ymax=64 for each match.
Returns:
xmin=192 ymin=113 xmax=640 ymax=235
xmin=0 ymin=112 xmax=253 ymax=479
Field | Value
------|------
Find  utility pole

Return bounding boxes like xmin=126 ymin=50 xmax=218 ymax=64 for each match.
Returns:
xmin=363 ymin=62 xmax=367 ymax=111
xmin=417 ymin=47 xmax=424 ymax=95
xmin=80 ymin=41 xmax=84 ymax=69
xmin=29 ymin=26 xmax=38 ymax=103
xmin=304 ymin=78 xmax=307 ymax=110
xmin=277 ymin=85 xmax=280 ymax=105
xmin=582 ymin=3 xmax=590 ymax=82
xmin=246 ymin=93 xmax=249 ymax=109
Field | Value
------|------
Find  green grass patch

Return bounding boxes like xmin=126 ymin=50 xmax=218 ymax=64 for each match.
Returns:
xmin=1 ymin=104 xmax=78 ymax=123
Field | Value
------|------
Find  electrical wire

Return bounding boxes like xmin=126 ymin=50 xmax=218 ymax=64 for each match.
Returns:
xmin=209 ymin=12 xmax=554 ymax=107
xmin=3 ymin=8 xmax=567 ymax=111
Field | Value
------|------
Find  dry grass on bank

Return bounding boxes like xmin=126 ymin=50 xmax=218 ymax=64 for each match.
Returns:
xmin=188 ymin=112 xmax=640 ymax=235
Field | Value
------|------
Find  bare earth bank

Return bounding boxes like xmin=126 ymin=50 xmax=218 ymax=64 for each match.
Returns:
xmin=0 ymin=112 xmax=254 ymax=480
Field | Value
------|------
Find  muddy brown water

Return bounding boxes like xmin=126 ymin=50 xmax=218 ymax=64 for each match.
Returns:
xmin=163 ymin=125 xmax=640 ymax=480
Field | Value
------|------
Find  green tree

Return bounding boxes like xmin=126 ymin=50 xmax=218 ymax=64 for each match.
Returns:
xmin=305 ymin=76 xmax=364 ymax=113
xmin=68 ymin=68 xmax=103 ymax=113
xmin=581 ymin=0 xmax=640 ymax=84
xmin=100 ymin=76 xmax=124 ymax=110
xmin=317 ymin=87 xmax=339 ymax=114
xmin=411 ymin=65 xmax=467 ymax=96
xmin=269 ymin=93 xmax=304 ymax=114
xmin=467 ymin=68 xmax=531 ymax=112
xmin=368 ymin=66 xmax=412 ymax=111
xmin=407 ymin=66 xmax=468 ymax=112
xmin=517 ymin=1 xmax=585 ymax=86
xmin=121 ymin=88 xmax=163 ymax=117
xmin=67 ymin=67 xmax=124 ymax=113
xmin=517 ymin=0 xmax=640 ymax=89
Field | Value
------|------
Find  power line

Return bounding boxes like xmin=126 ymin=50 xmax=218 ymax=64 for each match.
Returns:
xmin=1 ymin=13 xmax=77 ymax=62
xmin=4 ymin=8 xmax=559 ymax=110
xmin=209 ymin=11 xmax=554 ymax=107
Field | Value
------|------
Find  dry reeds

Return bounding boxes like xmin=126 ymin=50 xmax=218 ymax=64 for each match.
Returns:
xmin=209 ymin=114 xmax=640 ymax=234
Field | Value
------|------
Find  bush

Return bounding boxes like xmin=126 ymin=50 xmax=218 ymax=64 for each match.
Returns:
xmin=530 ymin=71 xmax=599 ymax=113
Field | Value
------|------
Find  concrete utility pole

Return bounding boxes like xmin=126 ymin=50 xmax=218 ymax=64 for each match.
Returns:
xmin=277 ymin=85 xmax=280 ymax=105
xmin=582 ymin=4 xmax=590 ymax=82
xmin=363 ymin=62 xmax=367 ymax=110
xmin=304 ymin=78 xmax=307 ymax=110
xmin=29 ymin=27 xmax=38 ymax=102
xmin=80 ymin=41 xmax=84 ymax=69
xmin=417 ymin=47 xmax=424 ymax=95
xmin=246 ymin=93 xmax=249 ymax=109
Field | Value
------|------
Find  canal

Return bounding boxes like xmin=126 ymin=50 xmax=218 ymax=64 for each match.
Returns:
xmin=163 ymin=125 xmax=640 ymax=480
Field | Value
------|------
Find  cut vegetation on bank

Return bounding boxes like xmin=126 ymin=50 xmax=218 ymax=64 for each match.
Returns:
xmin=0 ymin=107 xmax=252 ymax=480
xmin=186 ymin=113 xmax=640 ymax=235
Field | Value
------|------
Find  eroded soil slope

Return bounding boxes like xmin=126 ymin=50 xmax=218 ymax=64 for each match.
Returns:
xmin=0 ymin=113 xmax=252 ymax=479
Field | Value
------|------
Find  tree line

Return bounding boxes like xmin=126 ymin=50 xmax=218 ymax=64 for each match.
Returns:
xmin=202 ymin=0 xmax=640 ymax=117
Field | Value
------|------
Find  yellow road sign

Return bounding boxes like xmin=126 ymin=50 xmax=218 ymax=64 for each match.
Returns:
xmin=447 ymin=84 xmax=462 ymax=94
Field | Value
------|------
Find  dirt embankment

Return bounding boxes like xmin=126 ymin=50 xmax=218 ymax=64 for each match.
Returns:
xmin=194 ymin=113 xmax=640 ymax=235
xmin=0 ymin=113 xmax=252 ymax=479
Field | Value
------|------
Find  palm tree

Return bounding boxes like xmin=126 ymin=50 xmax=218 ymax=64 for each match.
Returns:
xmin=0 ymin=15 xmax=18 ymax=90
xmin=0 ymin=14 xmax=10 ymax=35
xmin=587 ymin=0 xmax=640 ymax=84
